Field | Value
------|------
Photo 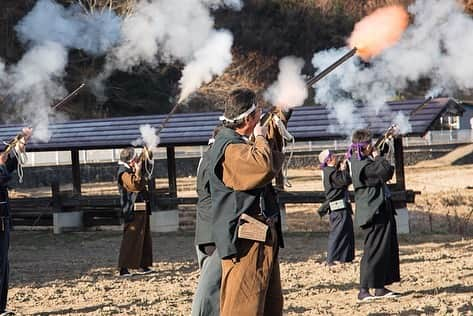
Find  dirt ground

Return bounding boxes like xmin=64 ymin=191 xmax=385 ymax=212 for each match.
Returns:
xmin=6 ymin=163 xmax=473 ymax=315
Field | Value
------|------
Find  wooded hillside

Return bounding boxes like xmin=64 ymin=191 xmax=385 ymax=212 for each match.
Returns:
xmin=1 ymin=0 xmax=472 ymax=119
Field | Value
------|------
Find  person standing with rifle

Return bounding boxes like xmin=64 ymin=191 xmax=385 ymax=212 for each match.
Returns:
xmin=0 ymin=127 xmax=32 ymax=316
xmin=191 ymin=125 xmax=222 ymax=316
xmin=209 ymin=88 xmax=285 ymax=316
xmin=318 ymin=149 xmax=355 ymax=266
xmin=117 ymin=147 xmax=154 ymax=277
xmin=347 ymin=128 xmax=401 ymax=301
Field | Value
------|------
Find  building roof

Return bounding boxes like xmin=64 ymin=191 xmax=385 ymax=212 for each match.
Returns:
xmin=0 ymin=97 xmax=460 ymax=151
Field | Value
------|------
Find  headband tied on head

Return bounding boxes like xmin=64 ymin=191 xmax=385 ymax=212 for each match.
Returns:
xmin=219 ymin=104 xmax=257 ymax=123
xmin=319 ymin=150 xmax=332 ymax=169
xmin=346 ymin=141 xmax=371 ymax=160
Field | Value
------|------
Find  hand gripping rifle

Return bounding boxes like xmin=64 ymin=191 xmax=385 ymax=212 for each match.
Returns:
xmin=137 ymin=100 xmax=182 ymax=180
xmin=2 ymin=131 xmax=29 ymax=156
xmin=374 ymin=124 xmax=400 ymax=155
xmin=138 ymin=145 xmax=154 ymax=180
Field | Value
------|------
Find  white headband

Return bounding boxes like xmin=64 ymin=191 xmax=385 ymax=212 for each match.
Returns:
xmin=219 ymin=104 xmax=257 ymax=123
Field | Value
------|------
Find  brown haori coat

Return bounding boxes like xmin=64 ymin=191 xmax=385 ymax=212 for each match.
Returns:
xmin=118 ymin=169 xmax=153 ymax=269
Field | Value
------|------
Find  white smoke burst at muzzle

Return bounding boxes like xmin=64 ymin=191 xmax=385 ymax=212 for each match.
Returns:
xmin=132 ymin=124 xmax=160 ymax=152
xmin=392 ymin=111 xmax=412 ymax=134
xmin=263 ymin=56 xmax=308 ymax=111
xmin=312 ymin=0 xmax=473 ymax=136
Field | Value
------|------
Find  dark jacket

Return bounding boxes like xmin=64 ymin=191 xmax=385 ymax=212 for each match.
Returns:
xmin=350 ymin=156 xmax=394 ymax=227
xmin=194 ymin=146 xmax=213 ymax=246
xmin=117 ymin=164 xmax=149 ymax=223
xmin=209 ymin=128 xmax=266 ymax=259
xmin=322 ymin=166 xmax=352 ymax=204
xmin=0 ymin=151 xmax=19 ymax=222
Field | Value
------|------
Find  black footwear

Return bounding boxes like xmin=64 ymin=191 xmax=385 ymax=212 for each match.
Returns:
xmin=357 ymin=289 xmax=376 ymax=302
xmin=119 ymin=268 xmax=132 ymax=277
xmin=0 ymin=310 xmax=15 ymax=316
xmin=374 ymin=288 xmax=401 ymax=298
xmin=138 ymin=267 xmax=154 ymax=275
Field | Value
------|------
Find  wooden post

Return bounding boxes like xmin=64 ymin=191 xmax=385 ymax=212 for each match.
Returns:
xmin=148 ymin=177 xmax=156 ymax=211
xmin=393 ymin=137 xmax=406 ymax=191
xmin=71 ymin=150 xmax=81 ymax=196
xmin=166 ymin=146 xmax=177 ymax=198
xmin=51 ymin=181 xmax=61 ymax=213
xmin=276 ymin=172 xmax=284 ymax=191
xmin=393 ymin=137 xmax=406 ymax=208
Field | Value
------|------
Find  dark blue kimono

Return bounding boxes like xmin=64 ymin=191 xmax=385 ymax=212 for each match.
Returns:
xmin=0 ymin=152 xmax=18 ymax=312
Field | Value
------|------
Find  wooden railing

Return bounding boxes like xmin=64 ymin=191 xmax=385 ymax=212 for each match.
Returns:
xmin=9 ymin=180 xmax=418 ymax=227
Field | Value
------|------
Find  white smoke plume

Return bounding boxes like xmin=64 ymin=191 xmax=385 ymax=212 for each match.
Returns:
xmin=264 ymin=56 xmax=308 ymax=111
xmin=96 ymin=0 xmax=241 ymax=102
xmin=203 ymin=0 xmax=243 ymax=10
xmin=15 ymin=0 xmax=122 ymax=56
xmin=1 ymin=42 xmax=68 ymax=142
xmin=393 ymin=111 xmax=412 ymax=134
xmin=179 ymin=30 xmax=233 ymax=102
xmin=1 ymin=0 xmax=122 ymax=142
xmin=133 ymin=124 xmax=160 ymax=151
xmin=0 ymin=59 xmax=6 ymax=89
xmin=312 ymin=0 xmax=473 ymax=136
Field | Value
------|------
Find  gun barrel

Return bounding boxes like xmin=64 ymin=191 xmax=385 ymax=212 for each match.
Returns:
xmin=374 ymin=134 xmax=386 ymax=149
xmin=52 ymin=83 xmax=86 ymax=110
xmin=306 ymin=47 xmax=357 ymax=87
xmin=156 ymin=101 xmax=182 ymax=134
xmin=410 ymin=96 xmax=433 ymax=116
xmin=374 ymin=124 xmax=400 ymax=151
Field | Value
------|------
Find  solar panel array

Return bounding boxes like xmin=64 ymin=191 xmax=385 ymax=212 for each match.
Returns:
xmin=0 ymin=98 xmax=459 ymax=151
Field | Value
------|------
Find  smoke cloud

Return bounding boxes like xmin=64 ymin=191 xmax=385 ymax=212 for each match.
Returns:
xmin=1 ymin=0 xmax=123 ymax=142
xmin=264 ymin=56 xmax=308 ymax=111
xmin=1 ymin=42 xmax=68 ymax=141
xmin=133 ymin=124 xmax=160 ymax=151
xmin=96 ymin=0 xmax=240 ymax=102
xmin=179 ymin=30 xmax=233 ymax=102
xmin=203 ymin=0 xmax=243 ymax=10
xmin=312 ymin=0 xmax=473 ymax=136
xmin=348 ymin=5 xmax=409 ymax=61
xmin=15 ymin=0 xmax=122 ymax=56
xmin=2 ymin=0 xmax=241 ymax=145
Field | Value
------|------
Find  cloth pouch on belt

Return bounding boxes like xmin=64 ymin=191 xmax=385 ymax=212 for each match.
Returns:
xmin=237 ymin=213 xmax=268 ymax=242
xmin=329 ymin=199 xmax=346 ymax=211
xmin=134 ymin=202 xmax=147 ymax=212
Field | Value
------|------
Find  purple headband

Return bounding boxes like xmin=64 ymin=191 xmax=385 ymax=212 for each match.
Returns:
xmin=346 ymin=141 xmax=370 ymax=160
xmin=319 ymin=150 xmax=332 ymax=169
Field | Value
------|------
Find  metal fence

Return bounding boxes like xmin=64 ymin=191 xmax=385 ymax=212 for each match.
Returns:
xmin=23 ymin=129 xmax=473 ymax=167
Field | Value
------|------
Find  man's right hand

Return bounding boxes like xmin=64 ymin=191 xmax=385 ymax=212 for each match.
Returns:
xmin=133 ymin=160 xmax=143 ymax=176
xmin=253 ymin=122 xmax=267 ymax=138
xmin=22 ymin=127 xmax=33 ymax=141
xmin=372 ymin=149 xmax=379 ymax=158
